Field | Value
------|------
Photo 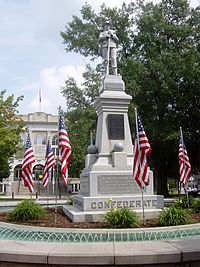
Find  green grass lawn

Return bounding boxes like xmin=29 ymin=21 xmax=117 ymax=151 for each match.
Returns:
xmin=0 ymin=198 xmax=27 ymax=202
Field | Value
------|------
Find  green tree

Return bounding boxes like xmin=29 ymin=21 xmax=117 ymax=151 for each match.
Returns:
xmin=123 ymin=0 xmax=200 ymax=194
xmin=61 ymin=0 xmax=200 ymax=196
xmin=61 ymin=64 xmax=100 ymax=110
xmin=60 ymin=2 xmax=137 ymax=60
xmin=66 ymin=107 xmax=97 ymax=178
xmin=61 ymin=65 xmax=99 ymax=177
xmin=61 ymin=3 xmax=136 ymax=178
xmin=62 ymin=77 xmax=87 ymax=110
xmin=0 ymin=90 xmax=24 ymax=179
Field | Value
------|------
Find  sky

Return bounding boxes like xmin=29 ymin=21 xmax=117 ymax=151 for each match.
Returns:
xmin=0 ymin=0 xmax=199 ymax=115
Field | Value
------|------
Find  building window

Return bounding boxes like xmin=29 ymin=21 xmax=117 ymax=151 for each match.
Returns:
xmin=52 ymin=135 xmax=58 ymax=146
xmin=33 ymin=164 xmax=44 ymax=181
xmin=34 ymin=134 xmax=46 ymax=145
xmin=14 ymin=165 xmax=22 ymax=181
xmin=52 ymin=147 xmax=59 ymax=157
xmin=52 ymin=135 xmax=59 ymax=156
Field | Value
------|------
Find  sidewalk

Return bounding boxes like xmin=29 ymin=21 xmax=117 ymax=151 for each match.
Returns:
xmin=0 ymin=196 xmax=68 ymax=211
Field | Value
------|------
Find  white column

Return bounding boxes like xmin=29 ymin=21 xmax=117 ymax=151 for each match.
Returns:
xmin=72 ymin=184 xmax=75 ymax=193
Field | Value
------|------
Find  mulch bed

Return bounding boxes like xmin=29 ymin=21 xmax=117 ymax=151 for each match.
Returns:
xmin=0 ymin=207 xmax=200 ymax=228
xmin=0 ymin=207 xmax=107 ymax=228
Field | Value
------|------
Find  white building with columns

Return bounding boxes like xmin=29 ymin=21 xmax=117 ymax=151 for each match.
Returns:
xmin=3 ymin=112 xmax=80 ymax=196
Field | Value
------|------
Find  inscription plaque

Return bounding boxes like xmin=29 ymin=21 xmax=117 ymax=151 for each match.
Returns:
xmin=90 ymin=199 xmax=157 ymax=210
xmin=98 ymin=175 xmax=141 ymax=194
xmin=107 ymin=114 xmax=124 ymax=140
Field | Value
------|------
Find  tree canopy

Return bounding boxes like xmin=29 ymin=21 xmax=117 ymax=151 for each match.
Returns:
xmin=66 ymin=106 xmax=97 ymax=178
xmin=0 ymin=90 xmax=24 ymax=179
xmin=61 ymin=0 xmax=200 ymax=195
xmin=61 ymin=65 xmax=99 ymax=178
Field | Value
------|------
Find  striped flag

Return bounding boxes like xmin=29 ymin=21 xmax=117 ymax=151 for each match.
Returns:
xmin=58 ymin=112 xmax=72 ymax=185
xmin=21 ymin=132 xmax=35 ymax=193
xmin=178 ymin=135 xmax=192 ymax=185
xmin=133 ymin=113 xmax=152 ymax=188
xmin=43 ymin=139 xmax=56 ymax=188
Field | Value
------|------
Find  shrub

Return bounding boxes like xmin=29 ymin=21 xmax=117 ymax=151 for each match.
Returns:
xmin=157 ymin=206 xmax=193 ymax=226
xmin=175 ymin=195 xmax=195 ymax=209
xmin=192 ymin=198 xmax=200 ymax=213
xmin=7 ymin=200 xmax=46 ymax=221
xmin=102 ymin=208 xmax=140 ymax=228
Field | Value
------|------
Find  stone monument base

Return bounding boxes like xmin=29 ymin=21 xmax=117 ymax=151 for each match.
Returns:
xmin=63 ymin=194 xmax=164 ymax=222
xmin=63 ymin=206 xmax=162 ymax=223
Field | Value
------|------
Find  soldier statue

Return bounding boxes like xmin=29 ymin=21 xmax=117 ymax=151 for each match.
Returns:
xmin=99 ymin=21 xmax=119 ymax=75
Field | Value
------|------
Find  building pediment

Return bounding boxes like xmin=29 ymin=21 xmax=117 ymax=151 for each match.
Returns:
xmin=21 ymin=112 xmax=58 ymax=123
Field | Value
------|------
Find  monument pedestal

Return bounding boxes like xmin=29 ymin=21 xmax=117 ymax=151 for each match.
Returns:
xmin=64 ymin=167 xmax=163 ymax=222
xmin=64 ymin=196 xmax=163 ymax=222
xmin=63 ymin=75 xmax=164 ymax=222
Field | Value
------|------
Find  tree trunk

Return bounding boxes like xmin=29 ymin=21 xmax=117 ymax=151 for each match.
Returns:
xmin=154 ymin=167 xmax=169 ymax=197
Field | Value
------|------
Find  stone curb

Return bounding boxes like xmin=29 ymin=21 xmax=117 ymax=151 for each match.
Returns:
xmin=0 ymin=238 xmax=200 ymax=266
xmin=1 ymin=221 xmax=200 ymax=234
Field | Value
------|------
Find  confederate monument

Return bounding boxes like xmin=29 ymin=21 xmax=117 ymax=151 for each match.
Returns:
xmin=64 ymin=22 xmax=164 ymax=222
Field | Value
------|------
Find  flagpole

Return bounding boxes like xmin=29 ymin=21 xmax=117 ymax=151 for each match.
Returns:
xmin=46 ymin=136 xmax=50 ymax=207
xmin=21 ymin=130 xmax=35 ymax=199
xmin=135 ymin=108 xmax=145 ymax=225
xmin=179 ymin=127 xmax=182 ymax=196
xmin=180 ymin=126 xmax=189 ymax=205
xmin=17 ymin=177 xmax=21 ymax=195
xmin=55 ymin=106 xmax=61 ymax=225
xmin=39 ymin=89 xmax=41 ymax=113
xmin=47 ymin=170 xmax=50 ymax=207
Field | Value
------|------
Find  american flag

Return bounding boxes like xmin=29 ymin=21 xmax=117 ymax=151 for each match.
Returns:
xmin=58 ymin=112 xmax=72 ymax=186
xmin=133 ymin=113 xmax=152 ymax=188
xmin=178 ymin=136 xmax=192 ymax=185
xmin=21 ymin=132 xmax=35 ymax=193
xmin=43 ymin=139 xmax=56 ymax=188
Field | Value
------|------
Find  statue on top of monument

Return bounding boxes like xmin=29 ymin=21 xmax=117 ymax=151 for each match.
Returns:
xmin=99 ymin=21 xmax=119 ymax=76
